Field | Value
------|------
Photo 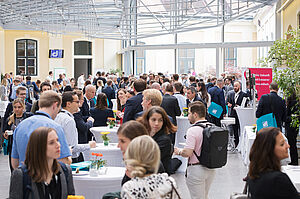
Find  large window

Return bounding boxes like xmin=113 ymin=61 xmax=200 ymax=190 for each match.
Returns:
xmin=225 ymin=48 xmax=237 ymax=68
xmin=74 ymin=41 xmax=92 ymax=55
xmin=178 ymin=48 xmax=195 ymax=74
xmin=16 ymin=39 xmax=37 ymax=76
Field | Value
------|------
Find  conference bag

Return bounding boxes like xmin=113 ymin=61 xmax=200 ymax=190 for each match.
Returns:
xmin=208 ymin=102 xmax=223 ymax=119
xmin=256 ymin=94 xmax=277 ymax=132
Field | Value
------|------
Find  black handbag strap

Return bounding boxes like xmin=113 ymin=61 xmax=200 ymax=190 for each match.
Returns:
xmin=268 ymin=94 xmax=275 ymax=115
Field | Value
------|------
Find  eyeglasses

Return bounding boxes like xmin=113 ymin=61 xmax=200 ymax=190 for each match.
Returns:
xmin=72 ymin=100 xmax=80 ymax=104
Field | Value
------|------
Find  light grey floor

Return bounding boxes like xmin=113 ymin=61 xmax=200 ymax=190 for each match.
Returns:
xmin=0 ymin=151 xmax=248 ymax=199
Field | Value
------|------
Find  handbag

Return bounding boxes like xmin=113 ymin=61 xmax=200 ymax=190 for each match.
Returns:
xmin=256 ymin=94 xmax=277 ymax=132
xmin=230 ymin=181 xmax=250 ymax=199
xmin=208 ymin=102 xmax=223 ymax=119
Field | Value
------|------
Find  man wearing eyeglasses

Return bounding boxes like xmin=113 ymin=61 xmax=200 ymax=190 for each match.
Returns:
xmin=55 ymin=91 xmax=96 ymax=162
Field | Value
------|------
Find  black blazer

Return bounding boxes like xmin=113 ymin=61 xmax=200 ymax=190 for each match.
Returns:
xmin=80 ymin=97 xmax=95 ymax=117
xmin=248 ymin=171 xmax=299 ymax=199
xmin=102 ymin=87 xmax=115 ymax=109
xmin=90 ymin=108 xmax=114 ymax=127
xmin=3 ymin=101 xmax=32 ymax=123
xmin=208 ymin=86 xmax=226 ymax=115
xmin=123 ymin=92 xmax=143 ymax=123
xmin=73 ymin=111 xmax=93 ymax=144
xmin=161 ymin=94 xmax=181 ymax=126
xmin=256 ymin=92 xmax=286 ymax=129
xmin=226 ymin=90 xmax=248 ymax=117
xmin=152 ymin=129 xmax=172 ymax=175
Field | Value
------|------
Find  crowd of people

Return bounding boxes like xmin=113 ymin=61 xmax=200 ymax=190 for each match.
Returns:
xmin=0 ymin=70 xmax=299 ymax=198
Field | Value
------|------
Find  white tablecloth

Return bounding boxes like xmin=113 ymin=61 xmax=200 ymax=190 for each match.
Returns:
xmin=235 ymin=107 xmax=256 ymax=151
xmin=90 ymin=126 xmax=119 ymax=143
xmin=73 ymin=167 xmax=125 ymax=199
xmin=0 ymin=101 xmax=9 ymax=118
xmin=83 ymin=143 xmax=123 ymax=167
xmin=175 ymin=116 xmax=191 ymax=148
xmin=241 ymin=126 xmax=256 ymax=166
xmin=111 ymin=99 xmax=117 ymax=111
xmin=282 ymin=166 xmax=300 ymax=191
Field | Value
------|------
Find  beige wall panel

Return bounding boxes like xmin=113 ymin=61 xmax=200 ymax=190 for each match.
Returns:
xmin=0 ymin=26 xmax=5 ymax=75
xmin=4 ymin=30 xmax=49 ymax=81
xmin=282 ymin=0 xmax=300 ymax=35
xmin=103 ymin=39 xmax=121 ymax=72
xmin=94 ymin=39 xmax=104 ymax=72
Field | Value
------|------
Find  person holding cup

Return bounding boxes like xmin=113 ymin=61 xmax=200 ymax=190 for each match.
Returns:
xmin=3 ymin=98 xmax=32 ymax=172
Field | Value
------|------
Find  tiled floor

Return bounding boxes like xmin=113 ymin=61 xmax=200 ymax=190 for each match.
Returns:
xmin=0 ymin=150 xmax=248 ymax=199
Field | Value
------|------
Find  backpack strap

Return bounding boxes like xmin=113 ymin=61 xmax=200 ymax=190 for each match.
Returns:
xmin=58 ymin=161 xmax=69 ymax=193
xmin=20 ymin=164 xmax=32 ymax=199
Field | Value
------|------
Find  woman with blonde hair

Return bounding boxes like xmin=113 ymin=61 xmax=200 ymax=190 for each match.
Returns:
xmin=0 ymin=77 xmax=9 ymax=101
xmin=121 ymin=135 xmax=180 ymax=199
xmin=3 ymin=98 xmax=32 ymax=172
xmin=9 ymin=127 xmax=75 ymax=198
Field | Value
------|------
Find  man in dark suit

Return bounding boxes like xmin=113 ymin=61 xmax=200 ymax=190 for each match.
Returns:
xmin=123 ymin=79 xmax=146 ymax=123
xmin=186 ymin=86 xmax=205 ymax=107
xmin=3 ymin=86 xmax=32 ymax=123
xmin=102 ymin=79 xmax=115 ymax=109
xmin=226 ymin=81 xmax=248 ymax=147
xmin=161 ymin=84 xmax=181 ymax=126
xmin=208 ymin=78 xmax=226 ymax=126
xmin=256 ymin=82 xmax=286 ymax=130
xmin=80 ymin=85 xmax=96 ymax=117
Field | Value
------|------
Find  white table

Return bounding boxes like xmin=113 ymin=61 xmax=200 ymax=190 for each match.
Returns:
xmin=175 ymin=116 xmax=191 ymax=148
xmin=241 ymin=126 xmax=256 ymax=166
xmin=221 ymin=117 xmax=236 ymax=151
xmin=83 ymin=143 xmax=123 ymax=167
xmin=282 ymin=166 xmax=300 ymax=191
xmin=73 ymin=167 xmax=125 ymax=199
xmin=235 ymin=107 xmax=256 ymax=152
xmin=111 ymin=99 xmax=117 ymax=111
xmin=173 ymin=142 xmax=188 ymax=173
xmin=90 ymin=126 xmax=119 ymax=143
xmin=0 ymin=101 xmax=9 ymax=118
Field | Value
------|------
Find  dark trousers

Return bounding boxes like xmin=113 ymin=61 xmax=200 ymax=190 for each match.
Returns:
xmin=210 ymin=115 xmax=221 ymax=127
xmin=232 ymin=117 xmax=240 ymax=147
xmin=286 ymin=124 xmax=299 ymax=165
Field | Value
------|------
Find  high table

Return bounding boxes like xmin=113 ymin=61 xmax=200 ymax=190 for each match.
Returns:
xmin=0 ymin=101 xmax=9 ymax=118
xmin=282 ymin=166 xmax=300 ymax=191
xmin=241 ymin=126 xmax=256 ymax=166
xmin=83 ymin=143 xmax=123 ymax=167
xmin=90 ymin=126 xmax=119 ymax=143
xmin=235 ymin=107 xmax=256 ymax=152
xmin=73 ymin=167 xmax=125 ymax=199
xmin=175 ymin=116 xmax=191 ymax=147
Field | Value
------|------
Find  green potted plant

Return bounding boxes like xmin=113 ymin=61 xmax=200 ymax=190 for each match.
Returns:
xmin=101 ymin=132 xmax=110 ymax=146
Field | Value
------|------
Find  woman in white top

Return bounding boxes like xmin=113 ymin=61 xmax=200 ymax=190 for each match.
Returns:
xmin=197 ymin=82 xmax=211 ymax=108
xmin=121 ymin=135 xmax=180 ymax=199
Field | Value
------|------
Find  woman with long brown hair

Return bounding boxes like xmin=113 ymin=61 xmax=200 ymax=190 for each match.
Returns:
xmin=116 ymin=88 xmax=128 ymax=124
xmin=137 ymin=106 xmax=177 ymax=174
xmin=248 ymin=127 xmax=299 ymax=198
xmin=3 ymin=98 xmax=32 ymax=172
xmin=90 ymin=93 xmax=114 ymax=127
xmin=9 ymin=127 xmax=75 ymax=198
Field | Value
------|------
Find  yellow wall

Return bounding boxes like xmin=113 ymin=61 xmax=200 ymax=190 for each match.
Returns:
xmin=4 ymin=30 xmax=49 ymax=80
xmin=282 ymin=0 xmax=300 ymax=36
xmin=0 ymin=29 xmax=121 ymax=80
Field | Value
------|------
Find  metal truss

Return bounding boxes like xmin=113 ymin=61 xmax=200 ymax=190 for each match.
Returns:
xmin=0 ymin=0 xmax=277 ymax=40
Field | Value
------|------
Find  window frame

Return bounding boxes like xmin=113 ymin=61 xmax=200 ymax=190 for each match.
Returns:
xmin=16 ymin=39 xmax=38 ymax=76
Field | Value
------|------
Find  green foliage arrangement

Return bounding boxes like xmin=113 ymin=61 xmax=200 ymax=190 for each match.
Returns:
xmin=262 ymin=29 xmax=300 ymax=128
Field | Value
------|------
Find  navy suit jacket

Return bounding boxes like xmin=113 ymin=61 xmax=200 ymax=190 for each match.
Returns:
xmin=80 ymin=97 xmax=95 ymax=117
xmin=123 ymin=92 xmax=143 ymax=123
xmin=73 ymin=111 xmax=93 ymax=144
xmin=256 ymin=92 xmax=286 ymax=129
xmin=102 ymin=87 xmax=115 ymax=109
xmin=161 ymin=94 xmax=181 ymax=125
xmin=208 ymin=86 xmax=226 ymax=115
xmin=90 ymin=108 xmax=114 ymax=127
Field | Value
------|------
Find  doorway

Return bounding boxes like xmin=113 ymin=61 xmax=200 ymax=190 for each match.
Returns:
xmin=74 ymin=59 xmax=92 ymax=81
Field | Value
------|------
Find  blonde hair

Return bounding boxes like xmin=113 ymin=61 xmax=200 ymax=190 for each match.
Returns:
xmin=143 ymin=89 xmax=162 ymax=106
xmin=124 ymin=135 xmax=160 ymax=178
xmin=8 ymin=98 xmax=25 ymax=125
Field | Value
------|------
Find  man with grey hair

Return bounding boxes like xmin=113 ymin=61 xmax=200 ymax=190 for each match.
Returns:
xmin=208 ymin=78 xmax=226 ymax=126
xmin=161 ymin=82 xmax=170 ymax=95
xmin=80 ymin=84 xmax=96 ymax=117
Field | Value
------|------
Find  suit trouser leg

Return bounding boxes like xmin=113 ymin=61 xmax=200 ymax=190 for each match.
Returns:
xmin=286 ymin=124 xmax=299 ymax=165
xmin=186 ymin=165 xmax=216 ymax=199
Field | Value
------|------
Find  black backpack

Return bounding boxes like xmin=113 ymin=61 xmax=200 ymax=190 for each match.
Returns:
xmin=193 ymin=121 xmax=229 ymax=169
xmin=21 ymin=161 xmax=69 ymax=199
